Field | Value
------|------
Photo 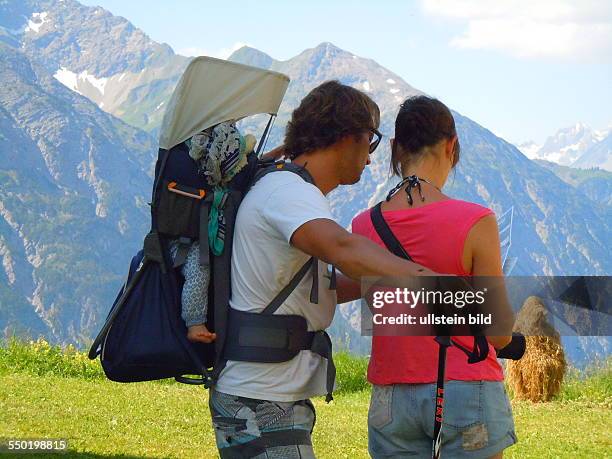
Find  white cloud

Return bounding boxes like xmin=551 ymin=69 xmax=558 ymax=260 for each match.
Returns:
xmin=422 ymin=0 xmax=612 ymax=60
xmin=177 ymin=42 xmax=250 ymax=59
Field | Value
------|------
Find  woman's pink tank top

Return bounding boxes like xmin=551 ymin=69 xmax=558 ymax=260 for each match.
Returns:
xmin=351 ymin=198 xmax=504 ymax=384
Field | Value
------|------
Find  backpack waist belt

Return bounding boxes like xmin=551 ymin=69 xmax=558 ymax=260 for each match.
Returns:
xmin=224 ymin=308 xmax=336 ymax=402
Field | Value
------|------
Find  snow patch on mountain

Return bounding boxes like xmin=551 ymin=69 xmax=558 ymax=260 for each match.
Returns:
xmin=520 ymin=123 xmax=611 ymax=168
xmin=53 ymin=67 xmax=81 ymax=94
xmin=572 ymin=131 xmax=612 ymax=171
xmin=536 ymin=123 xmax=602 ymax=166
xmin=594 ymin=129 xmax=608 ymax=142
xmin=25 ymin=12 xmax=48 ymax=34
xmin=53 ymin=67 xmax=109 ymax=96
xmin=82 ymin=71 xmax=108 ymax=95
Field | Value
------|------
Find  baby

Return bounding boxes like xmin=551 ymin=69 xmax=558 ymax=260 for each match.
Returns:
xmin=169 ymin=121 xmax=256 ymax=344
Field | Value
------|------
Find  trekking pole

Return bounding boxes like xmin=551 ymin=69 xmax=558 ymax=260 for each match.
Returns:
xmin=432 ymin=335 xmax=452 ymax=459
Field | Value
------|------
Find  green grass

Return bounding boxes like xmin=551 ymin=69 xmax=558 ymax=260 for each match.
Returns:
xmin=0 ymin=337 xmax=104 ymax=381
xmin=555 ymin=362 xmax=611 ymax=403
xmin=0 ymin=337 xmax=369 ymax=394
xmin=0 ymin=338 xmax=610 ymax=458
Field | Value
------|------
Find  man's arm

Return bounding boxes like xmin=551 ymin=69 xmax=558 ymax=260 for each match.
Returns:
xmin=290 ymin=218 xmax=436 ymax=281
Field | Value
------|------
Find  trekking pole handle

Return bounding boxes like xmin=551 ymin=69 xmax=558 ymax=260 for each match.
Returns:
xmin=496 ymin=333 xmax=526 ymax=360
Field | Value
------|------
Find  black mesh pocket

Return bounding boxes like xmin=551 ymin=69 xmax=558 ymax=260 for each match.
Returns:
xmin=157 ymin=180 xmax=206 ymax=239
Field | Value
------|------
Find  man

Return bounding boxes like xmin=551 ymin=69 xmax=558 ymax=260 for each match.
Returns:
xmin=210 ymin=80 xmax=435 ymax=458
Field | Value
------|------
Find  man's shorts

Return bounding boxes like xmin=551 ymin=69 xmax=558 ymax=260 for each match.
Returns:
xmin=209 ymin=388 xmax=316 ymax=459
xmin=368 ymin=381 xmax=517 ymax=458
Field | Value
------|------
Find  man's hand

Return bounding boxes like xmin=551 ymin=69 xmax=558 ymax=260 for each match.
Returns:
xmin=260 ymin=145 xmax=286 ymax=161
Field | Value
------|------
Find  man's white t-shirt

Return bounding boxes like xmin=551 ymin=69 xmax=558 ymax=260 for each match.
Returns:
xmin=215 ymin=170 xmax=337 ymax=402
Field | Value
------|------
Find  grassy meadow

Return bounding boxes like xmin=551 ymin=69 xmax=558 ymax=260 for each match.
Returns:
xmin=0 ymin=337 xmax=610 ymax=458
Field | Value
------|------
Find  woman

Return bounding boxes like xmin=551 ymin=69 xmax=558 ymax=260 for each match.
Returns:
xmin=351 ymin=96 xmax=517 ymax=458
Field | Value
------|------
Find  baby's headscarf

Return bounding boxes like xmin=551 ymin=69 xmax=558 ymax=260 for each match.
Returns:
xmin=188 ymin=121 xmax=256 ymax=187
xmin=187 ymin=121 xmax=256 ymax=256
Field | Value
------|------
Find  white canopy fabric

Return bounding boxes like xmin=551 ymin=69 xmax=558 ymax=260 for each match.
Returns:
xmin=159 ymin=56 xmax=290 ymax=150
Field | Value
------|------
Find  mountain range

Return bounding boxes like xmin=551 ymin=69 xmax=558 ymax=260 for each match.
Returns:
xmin=534 ymin=160 xmax=612 ymax=208
xmin=0 ymin=41 xmax=155 ymax=343
xmin=519 ymin=123 xmax=611 ymax=171
xmin=2 ymin=0 xmax=188 ymax=135
xmin=0 ymin=0 xmax=609 ymax=366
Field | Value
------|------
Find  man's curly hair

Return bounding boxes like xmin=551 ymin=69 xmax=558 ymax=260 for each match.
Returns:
xmin=284 ymin=80 xmax=380 ymax=159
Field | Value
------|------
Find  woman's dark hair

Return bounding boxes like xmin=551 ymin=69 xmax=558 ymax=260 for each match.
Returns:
xmin=284 ymin=80 xmax=380 ymax=159
xmin=391 ymin=95 xmax=460 ymax=176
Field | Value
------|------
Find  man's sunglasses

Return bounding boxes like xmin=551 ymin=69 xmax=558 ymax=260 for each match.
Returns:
xmin=368 ymin=128 xmax=382 ymax=154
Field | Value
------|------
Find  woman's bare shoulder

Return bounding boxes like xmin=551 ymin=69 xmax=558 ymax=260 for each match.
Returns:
xmin=464 ymin=214 xmax=503 ymax=276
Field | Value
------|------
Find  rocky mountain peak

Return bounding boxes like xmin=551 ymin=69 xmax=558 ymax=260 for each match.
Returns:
xmin=293 ymin=41 xmax=353 ymax=68
xmin=533 ymin=123 xmax=601 ymax=166
xmin=15 ymin=0 xmax=171 ymax=76
xmin=310 ymin=41 xmax=345 ymax=58
xmin=228 ymin=46 xmax=274 ymax=70
xmin=572 ymin=131 xmax=612 ymax=171
xmin=0 ymin=0 xmax=188 ymax=133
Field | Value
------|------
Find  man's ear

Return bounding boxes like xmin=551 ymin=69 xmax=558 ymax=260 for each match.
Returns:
xmin=335 ymin=133 xmax=358 ymax=153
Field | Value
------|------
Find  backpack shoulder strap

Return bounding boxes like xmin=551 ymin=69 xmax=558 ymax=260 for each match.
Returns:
xmin=370 ymin=202 xmax=413 ymax=261
xmin=251 ymin=160 xmax=321 ymax=307
xmin=261 ymin=257 xmax=315 ymax=315
xmin=252 ymin=160 xmax=315 ymax=187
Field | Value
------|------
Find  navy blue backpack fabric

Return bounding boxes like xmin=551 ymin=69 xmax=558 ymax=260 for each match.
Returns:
xmin=89 ymin=143 xmax=298 ymax=385
xmin=99 ymin=249 xmax=213 ymax=382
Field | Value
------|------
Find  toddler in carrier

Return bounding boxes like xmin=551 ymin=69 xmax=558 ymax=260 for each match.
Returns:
xmin=169 ymin=121 xmax=256 ymax=344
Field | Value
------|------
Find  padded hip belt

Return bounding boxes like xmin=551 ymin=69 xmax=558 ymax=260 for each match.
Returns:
xmin=224 ymin=308 xmax=336 ymax=401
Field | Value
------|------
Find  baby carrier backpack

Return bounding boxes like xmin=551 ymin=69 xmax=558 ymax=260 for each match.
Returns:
xmin=88 ymin=57 xmax=335 ymax=398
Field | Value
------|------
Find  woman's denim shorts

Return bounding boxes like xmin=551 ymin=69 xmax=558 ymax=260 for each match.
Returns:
xmin=368 ymin=381 xmax=517 ymax=458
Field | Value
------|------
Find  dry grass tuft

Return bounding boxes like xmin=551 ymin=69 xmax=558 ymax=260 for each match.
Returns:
xmin=506 ymin=296 xmax=566 ymax=402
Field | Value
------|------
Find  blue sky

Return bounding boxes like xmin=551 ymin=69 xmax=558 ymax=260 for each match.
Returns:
xmin=81 ymin=0 xmax=612 ymax=145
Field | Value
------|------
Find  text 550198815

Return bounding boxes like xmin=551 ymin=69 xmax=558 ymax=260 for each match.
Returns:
xmin=0 ymin=438 xmax=68 ymax=454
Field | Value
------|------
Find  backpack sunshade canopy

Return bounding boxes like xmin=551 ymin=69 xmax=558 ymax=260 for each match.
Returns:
xmin=158 ymin=56 xmax=290 ymax=151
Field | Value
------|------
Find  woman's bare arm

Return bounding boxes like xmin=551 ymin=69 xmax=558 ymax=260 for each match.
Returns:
xmin=465 ymin=214 xmax=514 ymax=349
